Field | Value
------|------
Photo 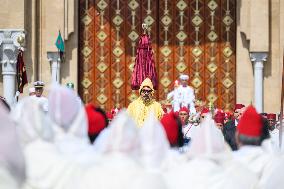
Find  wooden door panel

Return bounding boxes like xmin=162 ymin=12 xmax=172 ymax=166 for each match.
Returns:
xmin=79 ymin=0 xmax=236 ymax=111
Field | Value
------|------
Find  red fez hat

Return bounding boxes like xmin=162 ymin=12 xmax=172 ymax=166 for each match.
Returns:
xmin=237 ymin=105 xmax=263 ymax=137
xmin=106 ymin=111 xmax=114 ymax=119
xmin=214 ymin=111 xmax=225 ymax=125
xmin=85 ymin=104 xmax=107 ymax=135
xmin=111 ymin=108 xmax=116 ymax=115
xmin=160 ymin=112 xmax=179 ymax=146
xmin=162 ymin=107 xmax=168 ymax=114
xmin=234 ymin=104 xmax=245 ymax=111
xmin=267 ymin=113 xmax=276 ymax=120
xmin=179 ymin=106 xmax=189 ymax=113
xmin=201 ymin=108 xmax=210 ymax=115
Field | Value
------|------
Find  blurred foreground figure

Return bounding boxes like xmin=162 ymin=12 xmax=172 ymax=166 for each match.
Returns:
xmin=0 ymin=103 xmax=26 ymax=189
xmin=0 ymin=96 xmax=10 ymax=111
xmin=234 ymin=106 xmax=284 ymax=189
xmin=11 ymin=97 xmax=53 ymax=147
xmin=19 ymin=86 xmax=99 ymax=189
xmin=127 ymin=78 xmax=163 ymax=127
xmin=163 ymin=114 xmax=258 ymax=189
xmin=89 ymin=110 xmax=167 ymax=189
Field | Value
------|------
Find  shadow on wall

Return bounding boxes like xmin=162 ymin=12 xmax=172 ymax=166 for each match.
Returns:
xmin=265 ymin=0 xmax=272 ymax=78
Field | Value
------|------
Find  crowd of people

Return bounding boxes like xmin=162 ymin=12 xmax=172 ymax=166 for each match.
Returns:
xmin=0 ymin=77 xmax=284 ymax=189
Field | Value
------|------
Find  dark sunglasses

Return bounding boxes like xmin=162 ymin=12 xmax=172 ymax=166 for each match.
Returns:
xmin=141 ymin=89 xmax=153 ymax=94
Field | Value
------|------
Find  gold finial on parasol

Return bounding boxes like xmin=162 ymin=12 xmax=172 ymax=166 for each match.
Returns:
xmin=142 ymin=23 xmax=148 ymax=34
xmin=17 ymin=34 xmax=25 ymax=47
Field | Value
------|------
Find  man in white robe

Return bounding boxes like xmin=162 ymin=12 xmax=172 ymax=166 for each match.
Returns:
xmin=233 ymin=105 xmax=284 ymax=189
xmin=90 ymin=110 xmax=167 ymax=189
xmin=167 ymin=75 xmax=196 ymax=113
xmin=163 ymin=114 xmax=258 ymax=189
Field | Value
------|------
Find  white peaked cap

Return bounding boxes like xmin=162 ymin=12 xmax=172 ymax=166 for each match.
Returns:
xmin=33 ymin=81 xmax=45 ymax=87
xmin=140 ymin=111 xmax=170 ymax=168
xmin=179 ymin=74 xmax=189 ymax=80
xmin=93 ymin=109 xmax=140 ymax=156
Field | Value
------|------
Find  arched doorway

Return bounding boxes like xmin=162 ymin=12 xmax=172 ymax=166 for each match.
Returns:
xmin=79 ymin=0 xmax=236 ymax=111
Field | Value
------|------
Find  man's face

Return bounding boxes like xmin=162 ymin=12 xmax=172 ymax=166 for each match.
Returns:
xmin=216 ymin=123 xmax=223 ymax=129
xmin=35 ymin=88 xmax=43 ymax=97
xmin=179 ymin=111 xmax=189 ymax=124
xmin=180 ymin=79 xmax=188 ymax=87
xmin=234 ymin=109 xmax=241 ymax=120
xmin=268 ymin=119 xmax=276 ymax=129
xmin=140 ymin=86 xmax=153 ymax=103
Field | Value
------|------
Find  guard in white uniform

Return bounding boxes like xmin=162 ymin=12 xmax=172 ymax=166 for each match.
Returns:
xmin=32 ymin=81 xmax=48 ymax=112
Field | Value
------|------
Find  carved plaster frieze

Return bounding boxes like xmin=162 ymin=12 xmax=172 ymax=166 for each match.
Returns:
xmin=249 ymin=52 xmax=268 ymax=63
xmin=0 ymin=29 xmax=25 ymax=74
xmin=47 ymin=51 xmax=62 ymax=63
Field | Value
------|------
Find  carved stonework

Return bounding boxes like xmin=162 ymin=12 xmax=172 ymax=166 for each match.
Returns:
xmin=0 ymin=30 xmax=25 ymax=72
xmin=250 ymin=52 xmax=268 ymax=64
xmin=0 ymin=29 xmax=25 ymax=105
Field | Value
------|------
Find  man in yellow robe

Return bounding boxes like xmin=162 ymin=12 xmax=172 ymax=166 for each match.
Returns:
xmin=127 ymin=78 xmax=164 ymax=127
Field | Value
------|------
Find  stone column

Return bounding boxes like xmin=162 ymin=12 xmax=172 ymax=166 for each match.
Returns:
xmin=250 ymin=52 xmax=268 ymax=113
xmin=0 ymin=29 xmax=25 ymax=106
xmin=47 ymin=52 xmax=61 ymax=84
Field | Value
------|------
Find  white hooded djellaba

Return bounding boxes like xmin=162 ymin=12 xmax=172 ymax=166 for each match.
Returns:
xmin=139 ymin=111 xmax=186 ymax=171
xmin=18 ymin=86 xmax=98 ymax=189
xmin=163 ymin=114 xmax=258 ymax=189
xmin=14 ymin=96 xmax=69 ymax=189
xmin=139 ymin=112 xmax=170 ymax=169
xmin=11 ymin=97 xmax=54 ymax=147
xmin=85 ymin=110 xmax=168 ymax=189
xmin=0 ymin=103 xmax=26 ymax=189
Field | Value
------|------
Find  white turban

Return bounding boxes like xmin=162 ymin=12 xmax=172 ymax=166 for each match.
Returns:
xmin=179 ymin=74 xmax=189 ymax=80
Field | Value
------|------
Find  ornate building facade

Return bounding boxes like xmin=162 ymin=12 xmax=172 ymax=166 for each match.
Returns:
xmin=0 ymin=0 xmax=282 ymax=113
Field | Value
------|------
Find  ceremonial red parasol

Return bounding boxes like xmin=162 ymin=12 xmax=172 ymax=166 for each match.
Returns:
xmin=131 ymin=24 xmax=158 ymax=90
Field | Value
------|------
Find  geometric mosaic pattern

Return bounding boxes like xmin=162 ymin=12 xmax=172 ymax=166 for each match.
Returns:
xmin=79 ymin=0 xmax=236 ymax=111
